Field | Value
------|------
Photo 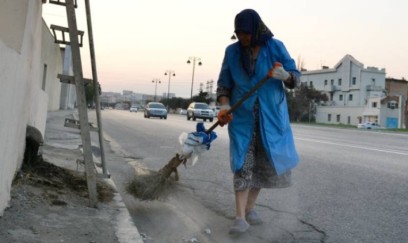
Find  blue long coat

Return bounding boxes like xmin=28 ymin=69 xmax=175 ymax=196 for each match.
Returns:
xmin=217 ymin=38 xmax=300 ymax=175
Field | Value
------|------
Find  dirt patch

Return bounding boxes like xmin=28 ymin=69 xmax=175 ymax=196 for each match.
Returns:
xmin=19 ymin=158 xmax=115 ymax=203
xmin=0 ymin=159 xmax=118 ymax=243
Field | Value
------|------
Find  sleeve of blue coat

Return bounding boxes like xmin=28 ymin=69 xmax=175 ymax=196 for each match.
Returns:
xmin=275 ymin=41 xmax=301 ymax=88
xmin=217 ymin=49 xmax=234 ymax=90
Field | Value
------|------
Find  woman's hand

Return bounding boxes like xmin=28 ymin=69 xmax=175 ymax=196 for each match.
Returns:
xmin=268 ymin=62 xmax=290 ymax=81
xmin=217 ymin=105 xmax=233 ymax=127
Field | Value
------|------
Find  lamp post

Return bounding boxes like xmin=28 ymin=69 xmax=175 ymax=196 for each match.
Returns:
xmin=187 ymin=56 xmax=202 ymax=101
xmin=164 ymin=70 xmax=175 ymax=110
xmin=152 ymin=78 xmax=161 ymax=102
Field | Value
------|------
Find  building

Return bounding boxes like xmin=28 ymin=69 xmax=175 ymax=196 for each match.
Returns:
xmin=0 ymin=0 xmax=63 ymax=214
xmin=385 ymin=78 xmax=408 ymax=128
xmin=162 ymin=92 xmax=176 ymax=99
xmin=100 ymin=91 xmax=156 ymax=108
xmin=300 ymin=55 xmax=406 ymax=128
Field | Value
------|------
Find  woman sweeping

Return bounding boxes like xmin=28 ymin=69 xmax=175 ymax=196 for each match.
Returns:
xmin=216 ymin=9 xmax=301 ymax=234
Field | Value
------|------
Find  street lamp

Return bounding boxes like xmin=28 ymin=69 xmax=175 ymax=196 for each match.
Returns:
xmin=152 ymin=78 xmax=161 ymax=101
xmin=187 ymin=56 xmax=202 ymax=101
xmin=164 ymin=70 xmax=175 ymax=110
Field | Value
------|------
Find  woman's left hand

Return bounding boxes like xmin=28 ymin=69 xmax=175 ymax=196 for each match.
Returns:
xmin=268 ymin=62 xmax=290 ymax=81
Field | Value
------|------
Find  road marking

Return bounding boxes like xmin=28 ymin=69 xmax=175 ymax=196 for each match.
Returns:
xmin=296 ymin=137 xmax=408 ymax=156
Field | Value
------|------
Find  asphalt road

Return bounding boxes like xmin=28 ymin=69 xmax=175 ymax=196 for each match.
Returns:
xmin=91 ymin=109 xmax=408 ymax=243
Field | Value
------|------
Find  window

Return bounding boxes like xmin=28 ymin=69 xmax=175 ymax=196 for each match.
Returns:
xmin=310 ymin=81 xmax=313 ymax=87
xmin=336 ymin=114 xmax=340 ymax=122
xmin=352 ymin=77 xmax=356 ymax=85
xmin=324 ymin=80 xmax=327 ymax=85
xmin=372 ymin=102 xmax=377 ymax=108
xmin=42 ymin=64 xmax=47 ymax=91
xmin=328 ymin=114 xmax=331 ymax=122
xmin=347 ymin=116 xmax=351 ymax=124
xmin=331 ymin=79 xmax=334 ymax=85
xmin=338 ymin=78 xmax=342 ymax=86
xmin=339 ymin=94 xmax=343 ymax=101
xmin=388 ymin=101 xmax=398 ymax=109
xmin=349 ymin=94 xmax=353 ymax=101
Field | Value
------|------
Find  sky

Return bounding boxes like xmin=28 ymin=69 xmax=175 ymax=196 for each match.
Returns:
xmin=42 ymin=0 xmax=408 ymax=98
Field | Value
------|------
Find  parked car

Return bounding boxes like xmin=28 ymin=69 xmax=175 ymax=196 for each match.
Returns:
xmin=129 ymin=106 xmax=138 ymax=112
xmin=179 ymin=109 xmax=187 ymax=115
xmin=187 ymin=102 xmax=214 ymax=122
xmin=144 ymin=102 xmax=167 ymax=119
xmin=212 ymin=106 xmax=220 ymax=117
xmin=357 ymin=122 xmax=382 ymax=129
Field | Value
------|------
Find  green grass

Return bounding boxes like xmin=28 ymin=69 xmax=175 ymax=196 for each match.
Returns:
xmin=385 ymin=128 xmax=408 ymax=133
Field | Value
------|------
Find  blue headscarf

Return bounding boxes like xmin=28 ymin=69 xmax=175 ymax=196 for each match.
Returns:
xmin=234 ymin=9 xmax=273 ymax=76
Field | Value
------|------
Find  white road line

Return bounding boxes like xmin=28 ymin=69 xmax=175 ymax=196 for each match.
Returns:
xmin=296 ymin=137 xmax=408 ymax=156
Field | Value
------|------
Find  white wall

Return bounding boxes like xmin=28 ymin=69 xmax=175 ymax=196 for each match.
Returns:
xmin=60 ymin=45 xmax=77 ymax=110
xmin=42 ymin=19 xmax=63 ymax=111
xmin=0 ymin=0 xmax=63 ymax=215
xmin=316 ymin=106 xmax=365 ymax=125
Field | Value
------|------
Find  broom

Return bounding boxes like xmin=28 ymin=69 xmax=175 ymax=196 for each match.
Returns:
xmin=127 ymin=73 xmax=272 ymax=201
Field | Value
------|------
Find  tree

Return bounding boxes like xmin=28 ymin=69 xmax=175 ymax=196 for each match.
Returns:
xmin=297 ymin=55 xmax=306 ymax=71
xmin=161 ymin=97 xmax=190 ymax=110
xmin=192 ymin=90 xmax=213 ymax=104
xmin=287 ymin=83 xmax=328 ymax=122
xmin=159 ymin=90 xmax=214 ymax=112
xmin=84 ymin=82 xmax=95 ymax=107
xmin=84 ymin=81 xmax=101 ymax=108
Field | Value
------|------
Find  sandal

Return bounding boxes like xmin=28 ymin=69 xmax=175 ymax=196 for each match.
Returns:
xmin=245 ymin=210 xmax=263 ymax=225
xmin=229 ymin=218 xmax=250 ymax=234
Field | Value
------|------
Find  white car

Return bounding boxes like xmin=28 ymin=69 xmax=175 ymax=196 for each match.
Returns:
xmin=212 ymin=106 xmax=220 ymax=117
xmin=357 ymin=122 xmax=382 ymax=129
xmin=129 ymin=106 xmax=138 ymax=112
xmin=186 ymin=102 xmax=214 ymax=122
xmin=179 ymin=109 xmax=187 ymax=115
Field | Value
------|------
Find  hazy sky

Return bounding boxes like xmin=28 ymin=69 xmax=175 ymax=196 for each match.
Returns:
xmin=43 ymin=0 xmax=408 ymax=98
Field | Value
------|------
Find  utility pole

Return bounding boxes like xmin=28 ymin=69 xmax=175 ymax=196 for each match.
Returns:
xmin=84 ymin=0 xmax=108 ymax=177
xmin=206 ymin=79 xmax=214 ymax=98
xmin=187 ymin=56 xmax=202 ymax=100
xmin=164 ymin=70 xmax=175 ymax=110
xmin=65 ymin=0 xmax=97 ymax=207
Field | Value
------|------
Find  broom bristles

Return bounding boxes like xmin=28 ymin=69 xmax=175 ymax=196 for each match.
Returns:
xmin=126 ymin=155 xmax=182 ymax=201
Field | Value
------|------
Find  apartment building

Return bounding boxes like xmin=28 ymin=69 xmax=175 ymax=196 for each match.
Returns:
xmin=300 ymin=55 xmax=406 ymax=128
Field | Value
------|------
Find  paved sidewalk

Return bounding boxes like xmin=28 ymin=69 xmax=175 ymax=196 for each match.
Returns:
xmin=0 ymin=110 xmax=143 ymax=243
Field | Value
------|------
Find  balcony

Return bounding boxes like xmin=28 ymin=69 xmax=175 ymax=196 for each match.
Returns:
xmin=366 ymin=85 xmax=384 ymax=92
xmin=324 ymin=84 xmax=336 ymax=92
xmin=320 ymin=100 xmax=336 ymax=106
xmin=362 ymin=108 xmax=380 ymax=116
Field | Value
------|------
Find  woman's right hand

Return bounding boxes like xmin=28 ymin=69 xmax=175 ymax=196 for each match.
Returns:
xmin=217 ymin=105 xmax=233 ymax=127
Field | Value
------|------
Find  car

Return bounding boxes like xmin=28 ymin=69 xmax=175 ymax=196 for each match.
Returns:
xmin=144 ymin=102 xmax=167 ymax=119
xmin=179 ymin=109 xmax=187 ymax=115
xmin=212 ymin=106 xmax=220 ymax=117
xmin=186 ymin=102 xmax=214 ymax=122
xmin=129 ymin=106 xmax=138 ymax=112
xmin=357 ymin=122 xmax=382 ymax=129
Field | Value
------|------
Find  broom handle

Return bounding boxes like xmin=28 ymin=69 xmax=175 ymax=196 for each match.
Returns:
xmin=206 ymin=75 xmax=270 ymax=134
